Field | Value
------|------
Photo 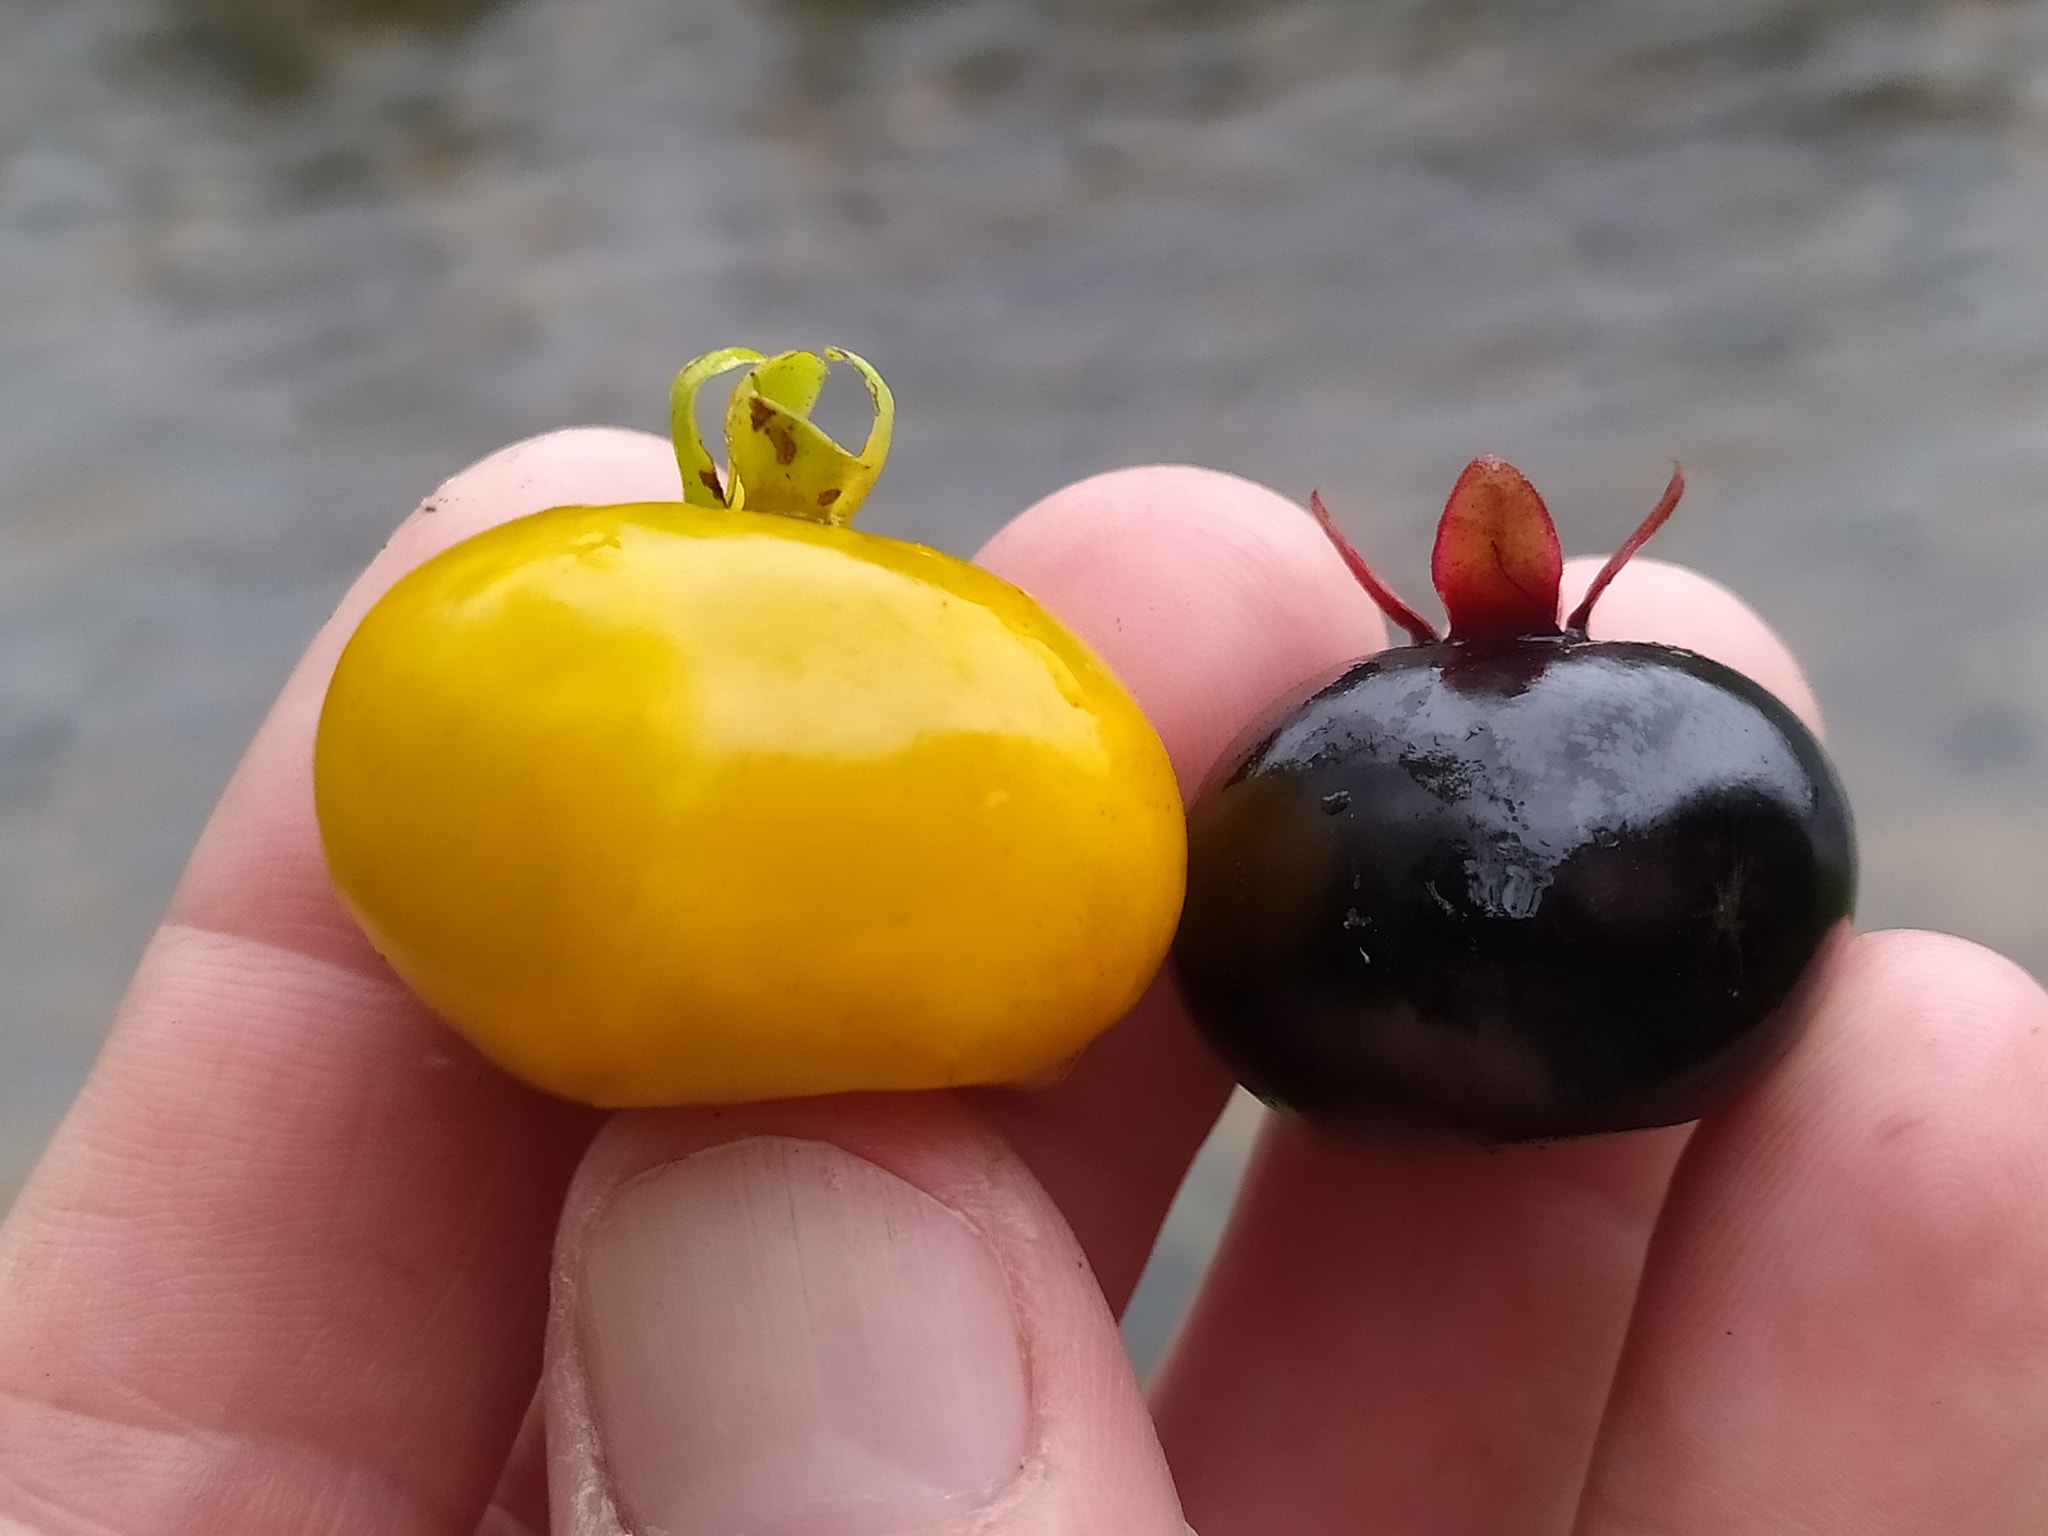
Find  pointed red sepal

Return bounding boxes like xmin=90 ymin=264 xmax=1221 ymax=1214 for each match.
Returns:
xmin=1563 ymin=464 xmax=1684 ymax=634
xmin=1309 ymin=490 xmax=1438 ymax=645
xmin=1430 ymin=457 xmax=1563 ymax=642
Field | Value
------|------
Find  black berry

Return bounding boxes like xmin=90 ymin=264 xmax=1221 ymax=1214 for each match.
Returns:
xmin=1172 ymin=460 xmax=1856 ymax=1142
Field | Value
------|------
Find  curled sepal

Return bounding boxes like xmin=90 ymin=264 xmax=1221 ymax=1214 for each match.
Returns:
xmin=1430 ymin=456 xmax=1564 ymax=642
xmin=672 ymin=347 xmax=766 ymax=508
xmin=668 ymin=345 xmax=895 ymax=526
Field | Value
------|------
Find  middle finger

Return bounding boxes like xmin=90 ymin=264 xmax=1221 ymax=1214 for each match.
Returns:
xmin=969 ymin=463 xmax=1387 ymax=1307
xmin=1153 ymin=556 xmax=1828 ymax=1536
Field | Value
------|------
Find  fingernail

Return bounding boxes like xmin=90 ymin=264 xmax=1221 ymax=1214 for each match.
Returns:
xmin=575 ymin=1136 xmax=1031 ymax=1536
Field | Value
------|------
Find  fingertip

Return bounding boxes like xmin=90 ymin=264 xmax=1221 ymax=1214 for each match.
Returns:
xmin=547 ymin=1097 xmax=1188 ymax=1536
xmin=1664 ymin=923 xmax=2048 ymax=1345
xmin=174 ymin=425 xmax=679 ymax=958
xmin=1764 ymin=928 xmax=2048 ymax=1114
xmin=1562 ymin=555 xmax=1825 ymax=736
xmin=978 ymin=465 xmax=1388 ymax=793
xmin=339 ymin=427 xmax=681 ymax=646
xmin=1586 ymin=928 xmax=2048 ymax=1532
xmin=1845 ymin=926 xmax=2048 ymax=1010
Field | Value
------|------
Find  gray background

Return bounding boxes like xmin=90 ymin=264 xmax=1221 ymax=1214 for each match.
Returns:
xmin=7 ymin=0 xmax=2048 ymax=1370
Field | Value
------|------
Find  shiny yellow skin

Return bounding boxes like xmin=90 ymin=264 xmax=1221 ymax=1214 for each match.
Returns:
xmin=315 ymin=499 xmax=1185 ymax=1106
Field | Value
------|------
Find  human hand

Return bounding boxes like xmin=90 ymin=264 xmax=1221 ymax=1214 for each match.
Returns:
xmin=3 ymin=436 xmax=2044 ymax=1536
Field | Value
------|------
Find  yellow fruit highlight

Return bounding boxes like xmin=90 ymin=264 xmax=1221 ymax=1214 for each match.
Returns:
xmin=314 ymin=348 xmax=1184 ymax=1105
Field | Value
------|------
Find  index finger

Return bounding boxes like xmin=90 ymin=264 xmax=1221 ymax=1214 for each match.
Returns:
xmin=0 ymin=446 xmax=1385 ymax=1531
xmin=0 ymin=428 xmax=679 ymax=1535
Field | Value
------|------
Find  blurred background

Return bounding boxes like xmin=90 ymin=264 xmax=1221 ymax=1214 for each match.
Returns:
xmin=5 ymin=0 xmax=2048 ymax=1373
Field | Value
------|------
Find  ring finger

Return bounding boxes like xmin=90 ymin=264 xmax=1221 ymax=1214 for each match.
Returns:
xmin=1152 ymin=555 xmax=1827 ymax=1536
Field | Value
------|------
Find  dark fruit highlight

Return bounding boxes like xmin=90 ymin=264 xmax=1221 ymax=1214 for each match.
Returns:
xmin=1173 ymin=461 xmax=1855 ymax=1142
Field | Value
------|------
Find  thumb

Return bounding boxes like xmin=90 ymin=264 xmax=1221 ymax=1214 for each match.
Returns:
xmin=545 ymin=1094 xmax=1189 ymax=1536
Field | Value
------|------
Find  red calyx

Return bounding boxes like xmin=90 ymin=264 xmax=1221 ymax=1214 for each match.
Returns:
xmin=1308 ymin=491 xmax=1438 ymax=645
xmin=1308 ymin=458 xmax=1685 ymax=646
xmin=1430 ymin=457 xmax=1563 ymax=642
xmin=1561 ymin=464 xmax=1684 ymax=633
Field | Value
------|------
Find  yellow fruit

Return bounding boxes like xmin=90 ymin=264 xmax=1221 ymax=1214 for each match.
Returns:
xmin=314 ymin=347 xmax=1185 ymax=1105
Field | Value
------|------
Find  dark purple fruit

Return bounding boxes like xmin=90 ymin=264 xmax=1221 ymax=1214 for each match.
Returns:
xmin=1173 ymin=459 xmax=1855 ymax=1142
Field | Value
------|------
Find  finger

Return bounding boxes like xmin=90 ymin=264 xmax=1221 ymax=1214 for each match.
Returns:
xmin=545 ymin=1094 xmax=1187 ymax=1536
xmin=496 ymin=463 xmax=1387 ymax=1525
xmin=1577 ymin=931 xmax=2048 ymax=1535
xmin=472 ymin=460 xmax=1377 ymax=1526
xmin=971 ymin=465 xmax=1387 ymax=1305
xmin=1154 ymin=557 xmax=1826 ymax=1536
xmin=0 ymin=429 xmax=680 ymax=1535
xmin=177 ymin=428 xmax=691 ymax=971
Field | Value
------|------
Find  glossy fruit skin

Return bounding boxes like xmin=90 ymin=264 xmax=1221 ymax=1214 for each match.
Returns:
xmin=316 ymin=499 xmax=1185 ymax=1107
xmin=1174 ymin=636 xmax=1854 ymax=1142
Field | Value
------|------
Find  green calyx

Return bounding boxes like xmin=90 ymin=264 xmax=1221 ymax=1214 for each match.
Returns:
xmin=671 ymin=346 xmax=895 ymax=525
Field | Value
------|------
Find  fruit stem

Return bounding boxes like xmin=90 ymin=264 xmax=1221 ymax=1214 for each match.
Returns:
xmin=670 ymin=346 xmax=895 ymax=526
xmin=1561 ymin=464 xmax=1684 ymax=635
xmin=1309 ymin=491 xmax=1440 ymax=645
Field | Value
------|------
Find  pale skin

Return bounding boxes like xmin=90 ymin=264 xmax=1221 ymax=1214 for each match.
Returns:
xmin=4 ymin=434 xmax=2048 ymax=1535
